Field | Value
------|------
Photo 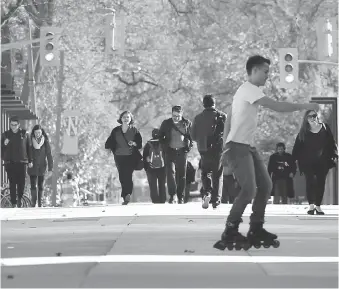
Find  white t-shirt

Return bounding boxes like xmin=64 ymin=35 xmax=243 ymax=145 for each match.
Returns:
xmin=225 ymin=81 xmax=264 ymax=145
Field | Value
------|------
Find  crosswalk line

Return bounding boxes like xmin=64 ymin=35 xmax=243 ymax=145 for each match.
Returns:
xmin=1 ymin=255 xmax=338 ymax=266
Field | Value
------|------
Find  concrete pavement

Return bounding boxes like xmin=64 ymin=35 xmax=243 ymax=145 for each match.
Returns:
xmin=1 ymin=204 xmax=338 ymax=288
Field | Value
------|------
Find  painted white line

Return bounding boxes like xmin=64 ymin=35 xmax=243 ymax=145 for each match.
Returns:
xmin=1 ymin=255 xmax=338 ymax=267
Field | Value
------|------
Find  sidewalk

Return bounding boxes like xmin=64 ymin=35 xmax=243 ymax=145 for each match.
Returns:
xmin=1 ymin=203 xmax=338 ymax=221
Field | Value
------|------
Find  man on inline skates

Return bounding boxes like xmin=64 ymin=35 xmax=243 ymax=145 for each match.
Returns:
xmin=214 ymin=55 xmax=319 ymax=250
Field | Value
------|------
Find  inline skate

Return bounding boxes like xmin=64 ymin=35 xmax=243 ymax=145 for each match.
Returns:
xmin=247 ymin=223 xmax=280 ymax=249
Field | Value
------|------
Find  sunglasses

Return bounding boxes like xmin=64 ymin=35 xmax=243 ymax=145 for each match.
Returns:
xmin=307 ymin=114 xmax=318 ymax=119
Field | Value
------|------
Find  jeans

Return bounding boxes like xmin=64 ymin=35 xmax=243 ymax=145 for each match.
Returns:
xmin=5 ymin=163 xmax=27 ymax=205
xmin=223 ymin=142 xmax=272 ymax=225
xmin=30 ymin=175 xmax=45 ymax=207
xmin=165 ymin=148 xmax=187 ymax=199
xmin=146 ymin=168 xmax=166 ymax=203
xmin=304 ymin=165 xmax=329 ymax=206
xmin=114 ymin=154 xmax=135 ymax=198
xmin=200 ymin=150 xmax=223 ymax=202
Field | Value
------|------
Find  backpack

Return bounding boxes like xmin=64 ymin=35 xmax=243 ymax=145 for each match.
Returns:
xmin=148 ymin=141 xmax=165 ymax=169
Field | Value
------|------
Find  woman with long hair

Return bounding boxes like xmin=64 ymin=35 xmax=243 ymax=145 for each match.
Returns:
xmin=292 ymin=110 xmax=337 ymax=215
xmin=105 ymin=111 xmax=142 ymax=205
xmin=28 ymin=124 xmax=53 ymax=207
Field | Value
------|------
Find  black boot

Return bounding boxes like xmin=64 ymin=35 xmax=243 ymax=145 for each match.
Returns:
xmin=31 ymin=189 xmax=37 ymax=207
xmin=247 ymin=223 xmax=279 ymax=249
xmin=38 ymin=189 xmax=43 ymax=207
xmin=214 ymin=221 xmax=249 ymax=251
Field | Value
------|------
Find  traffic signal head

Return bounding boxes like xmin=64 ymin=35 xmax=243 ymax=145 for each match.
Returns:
xmin=40 ymin=27 xmax=62 ymax=67
xmin=279 ymin=48 xmax=299 ymax=89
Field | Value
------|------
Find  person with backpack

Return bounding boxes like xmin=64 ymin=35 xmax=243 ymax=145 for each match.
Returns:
xmin=1 ymin=115 xmax=33 ymax=208
xmin=292 ymin=110 xmax=337 ymax=215
xmin=191 ymin=95 xmax=226 ymax=209
xmin=143 ymin=128 xmax=166 ymax=203
xmin=60 ymin=172 xmax=80 ymax=207
xmin=27 ymin=125 xmax=53 ymax=207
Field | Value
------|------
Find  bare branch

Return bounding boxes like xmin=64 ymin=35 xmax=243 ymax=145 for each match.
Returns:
xmin=168 ymin=0 xmax=191 ymax=15
xmin=115 ymin=73 xmax=159 ymax=87
xmin=1 ymin=0 xmax=25 ymax=26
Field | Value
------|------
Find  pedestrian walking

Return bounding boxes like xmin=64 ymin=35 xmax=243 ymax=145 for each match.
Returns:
xmin=159 ymin=105 xmax=193 ymax=204
xmin=28 ymin=125 xmax=53 ymax=207
xmin=105 ymin=111 xmax=143 ymax=205
xmin=60 ymin=172 xmax=80 ymax=207
xmin=215 ymin=55 xmax=319 ymax=250
xmin=292 ymin=110 xmax=337 ymax=215
xmin=191 ymin=94 xmax=226 ymax=209
xmin=143 ymin=128 xmax=166 ymax=204
xmin=1 ymin=115 xmax=33 ymax=207
xmin=268 ymin=142 xmax=296 ymax=204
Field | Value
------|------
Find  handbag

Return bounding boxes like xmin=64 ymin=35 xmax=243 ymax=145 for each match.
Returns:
xmin=120 ymin=127 xmax=144 ymax=171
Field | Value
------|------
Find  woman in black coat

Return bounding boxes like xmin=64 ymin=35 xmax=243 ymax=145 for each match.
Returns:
xmin=292 ymin=110 xmax=337 ymax=215
xmin=28 ymin=125 xmax=53 ymax=207
xmin=105 ymin=111 xmax=142 ymax=205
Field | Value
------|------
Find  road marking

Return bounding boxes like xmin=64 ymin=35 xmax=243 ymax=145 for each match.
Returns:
xmin=1 ymin=255 xmax=338 ymax=267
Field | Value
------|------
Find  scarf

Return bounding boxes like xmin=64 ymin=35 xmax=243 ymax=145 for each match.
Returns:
xmin=32 ymin=135 xmax=45 ymax=149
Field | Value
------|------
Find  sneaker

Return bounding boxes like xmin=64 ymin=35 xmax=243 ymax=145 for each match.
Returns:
xmin=202 ymin=193 xmax=211 ymax=209
xmin=178 ymin=198 xmax=184 ymax=204
xmin=168 ymin=195 xmax=176 ymax=204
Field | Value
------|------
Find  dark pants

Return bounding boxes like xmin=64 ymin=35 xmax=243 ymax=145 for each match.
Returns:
xmin=272 ymin=179 xmax=288 ymax=204
xmin=224 ymin=142 xmax=272 ymax=225
xmin=5 ymin=163 xmax=27 ymax=205
xmin=146 ymin=168 xmax=166 ymax=203
xmin=222 ymin=174 xmax=239 ymax=204
xmin=30 ymin=175 xmax=45 ymax=207
xmin=165 ymin=148 xmax=187 ymax=199
xmin=304 ymin=165 xmax=329 ymax=206
xmin=200 ymin=150 xmax=223 ymax=203
xmin=114 ymin=155 xmax=135 ymax=199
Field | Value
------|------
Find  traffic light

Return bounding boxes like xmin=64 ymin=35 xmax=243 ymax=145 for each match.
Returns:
xmin=40 ymin=27 xmax=62 ymax=67
xmin=279 ymin=48 xmax=299 ymax=89
xmin=316 ymin=18 xmax=338 ymax=61
xmin=104 ymin=11 xmax=126 ymax=56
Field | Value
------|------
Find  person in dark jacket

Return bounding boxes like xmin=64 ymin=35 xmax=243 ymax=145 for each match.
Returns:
xmin=159 ymin=105 xmax=193 ymax=204
xmin=105 ymin=111 xmax=142 ymax=205
xmin=143 ymin=128 xmax=166 ymax=204
xmin=28 ymin=125 xmax=53 ymax=207
xmin=1 ymin=115 xmax=33 ymax=207
xmin=191 ymin=95 xmax=226 ymax=209
xmin=292 ymin=110 xmax=338 ymax=215
xmin=268 ymin=142 xmax=296 ymax=204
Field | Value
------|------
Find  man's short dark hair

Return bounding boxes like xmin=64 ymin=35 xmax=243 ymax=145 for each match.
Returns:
xmin=203 ymin=94 xmax=215 ymax=108
xmin=9 ymin=115 xmax=19 ymax=123
xmin=246 ymin=55 xmax=271 ymax=75
xmin=172 ymin=105 xmax=183 ymax=113
xmin=66 ymin=172 xmax=73 ymax=180
xmin=276 ymin=142 xmax=286 ymax=150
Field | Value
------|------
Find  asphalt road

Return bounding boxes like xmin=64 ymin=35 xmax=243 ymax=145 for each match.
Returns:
xmin=1 ymin=207 xmax=338 ymax=288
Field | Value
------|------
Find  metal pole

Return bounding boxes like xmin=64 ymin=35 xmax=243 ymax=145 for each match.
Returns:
xmin=27 ymin=19 xmax=37 ymax=127
xmin=298 ymin=60 xmax=338 ymax=66
xmin=51 ymin=50 xmax=64 ymax=206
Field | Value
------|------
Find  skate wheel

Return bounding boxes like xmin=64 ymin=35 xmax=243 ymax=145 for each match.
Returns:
xmin=272 ymin=240 xmax=280 ymax=248
xmin=227 ymin=244 xmax=234 ymax=251
xmin=263 ymin=244 xmax=270 ymax=249
xmin=235 ymin=245 xmax=242 ymax=251
xmin=254 ymin=243 xmax=261 ymax=249
xmin=242 ymin=243 xmax=251 ymax=251
xmin=213 ymin=240 xmax=226 ymax=251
